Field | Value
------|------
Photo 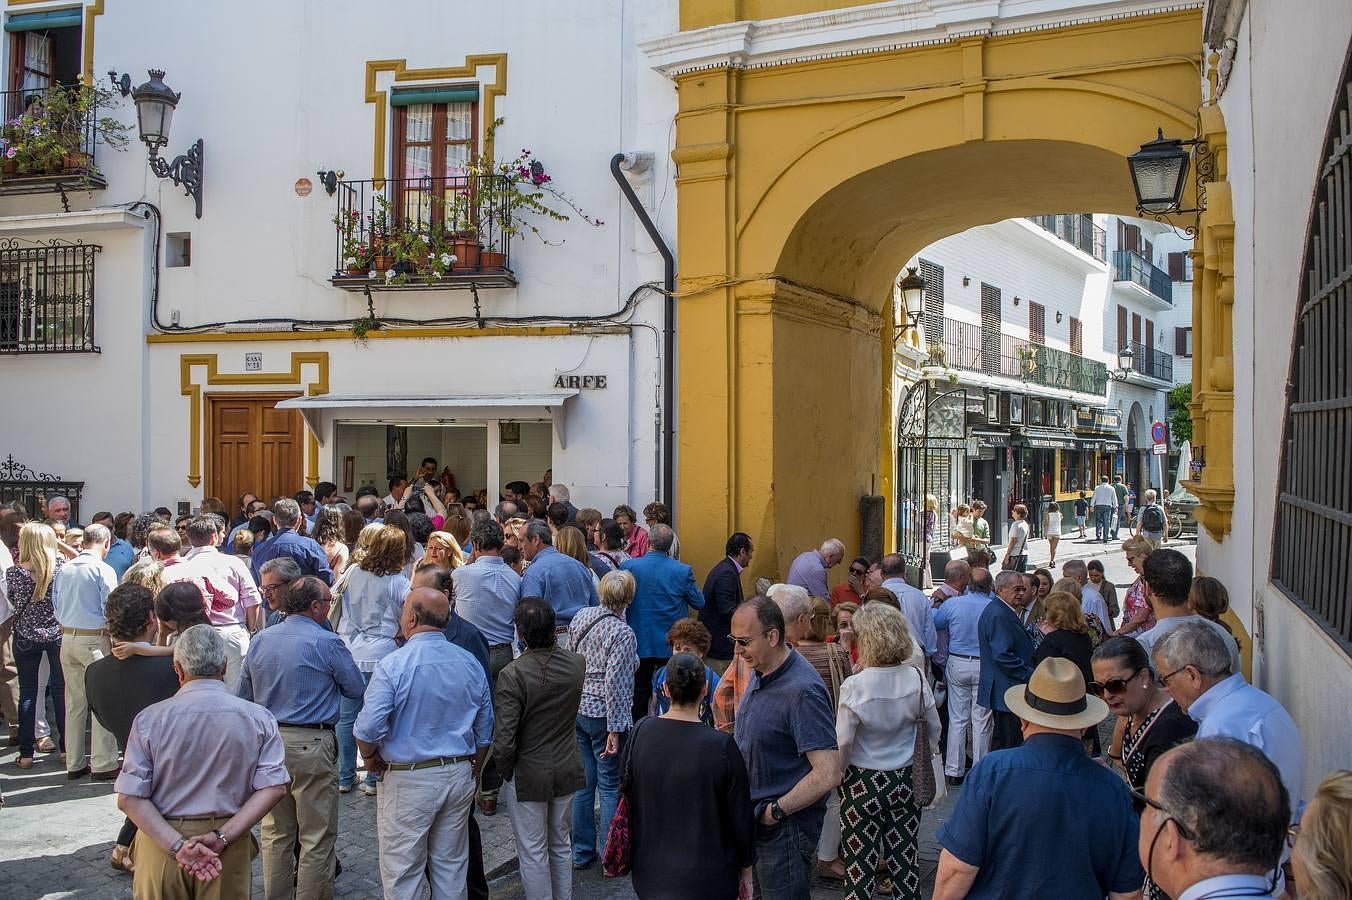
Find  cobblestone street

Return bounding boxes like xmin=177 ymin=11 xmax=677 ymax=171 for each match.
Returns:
xmin=0 ymin=537 xmax=1190 ymax=899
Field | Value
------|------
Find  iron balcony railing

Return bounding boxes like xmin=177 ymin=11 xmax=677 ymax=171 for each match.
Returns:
xmin=0 ymin=85 xmax=106 ymax=193
xmin=331 ymin=174 xmax=515 ymax=287
xmin=1129 ymin=339 xmax=1173 ymax=382
xmin=1113 ymin=249 xmax=1173 ymax=304
xmin=0 ymin=454 xmax=83 ymax=523
xmin=0 ymin=239 xmax=100 ymax=353
xmin=1026 ymin=214 xmax=1107 ymax=263
xmin=935 ymin=317 xmax=1108 ymax=396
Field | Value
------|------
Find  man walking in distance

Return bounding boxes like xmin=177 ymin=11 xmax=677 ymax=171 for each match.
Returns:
xmin=354 ymin=587 xmax=493 ymax=900
xmin=169 ymin=517 xmax=263 ymax=691
xmin=116 ymin=624 xmax=289 ymax=899
xmin=731 ymin=595 xmax=840 ymax=900
xmin=453 ymin=519 xmax=521 ymax=817
xmin=976 ymin=570 xmax=1034 ymax=752
xmin=1091 ymin=477 xmax=1118 ymax=543
xmin=237 ymin=576 xmax=365 ymax=900
xmin=701 ymin=533 xmax=752 ymax=675
xmin=622 ymin=523 xmax=705 ymax=721
xmin=1112 ymin=475 xmax=1129 ymax=540
xmin=1139 ymin=738 xmax=1291 ymax=900
xmin=934 ymin=565 xmax=993 ymax=784
xmin=52 ymin=522 xmax=120 ymax=780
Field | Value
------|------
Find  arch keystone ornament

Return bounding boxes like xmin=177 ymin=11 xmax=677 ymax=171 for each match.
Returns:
xmin=651 ymin=7 xmax=1204 ymax=581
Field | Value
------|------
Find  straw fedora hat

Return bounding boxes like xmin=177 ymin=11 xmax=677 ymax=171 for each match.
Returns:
xmin=1004 ymin=657 xmax=1108 ymax=730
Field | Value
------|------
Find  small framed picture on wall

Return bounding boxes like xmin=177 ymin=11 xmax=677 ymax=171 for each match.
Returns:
xmin=343 ymin=456 xmax=355 ymax=493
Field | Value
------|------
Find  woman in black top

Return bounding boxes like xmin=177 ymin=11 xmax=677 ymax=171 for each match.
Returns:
xmin=627 ymin=654 xmax=754 ymax=900
xmin=1092 ymin=636 xmax=1197 ymax=900
xmin=1033 ymin=591 xmax=1095 ymax=685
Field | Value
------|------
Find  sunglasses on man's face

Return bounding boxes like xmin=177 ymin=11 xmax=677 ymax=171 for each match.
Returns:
xmin=1089 ymin=667 xmax=1145 ymax=697
xmin=849 ymin=567 xmax=867 ymax=577
xmin=728 ymin=630 xmax=771 ymax=648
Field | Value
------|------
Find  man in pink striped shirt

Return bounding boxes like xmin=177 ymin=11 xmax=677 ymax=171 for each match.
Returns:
xmin=166 ymin=517 xmax=262 ymax=690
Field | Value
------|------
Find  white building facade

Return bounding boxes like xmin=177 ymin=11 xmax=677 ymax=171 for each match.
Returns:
xmin=0 ymin=0 xmax=678 ymax=519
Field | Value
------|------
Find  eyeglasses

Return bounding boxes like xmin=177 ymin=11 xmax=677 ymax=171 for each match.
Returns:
xmin=1089 ymin=667 xmax=1145 ymax=697
xmin=1287 ymin=823 xmax=1301 ymax=849
xmin=727 ymin=630 xmax=771 ymax=648
xmin=1157 ymin=666 xmax=1192 ymax=687
xmin=1130 ymin=788 xmax=1196 ymax=840
xmin=849 ymin=567 xmax=867 ymax=577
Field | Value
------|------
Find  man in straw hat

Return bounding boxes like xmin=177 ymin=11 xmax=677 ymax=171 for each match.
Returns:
xmin=933 ymin=657 xmax=1145 ymax=900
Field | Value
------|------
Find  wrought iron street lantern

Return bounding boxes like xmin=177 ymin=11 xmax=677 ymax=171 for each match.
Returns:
xmin=1110 ymin=345 xmax=1135 ymax=381
xmin=894 ymin=266 xmax=926 ymax=340
xmin=1127 ymin=128 xmax=1214 ymax=235
xmin=131 ymin=69 xmax=204 ymax=218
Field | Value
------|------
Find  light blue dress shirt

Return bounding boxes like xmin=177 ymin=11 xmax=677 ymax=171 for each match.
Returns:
xmin=453 ymin=555 xmax=521 ymax=645
xmin=786 ymin=550 xmax=830 ymax=599
xmin=104 ymin=538 xmax=135 ymax=580
xmin=237 ymin=615 xmax=366 ymax=724
xmin=882 ymin=577 xmax=939 ymax=657
xmin=934 ymin=591 xmax=992 ymax=657
xmin=52 ymin=551 xmax=118 ymax=630
xmin=520 ymin=546 xmax=598 ymax=627
xmin=1190 ymin=673 xmax=1305 ymax=812
xmin=352 ymin=631 xmax=494 ymax=763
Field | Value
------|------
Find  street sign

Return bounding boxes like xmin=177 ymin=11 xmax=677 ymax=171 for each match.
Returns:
xmin=1152 ymin=442 xmax=1168 ymax=455
xmin=1151 ymin=420 xmax=1167 ymax=444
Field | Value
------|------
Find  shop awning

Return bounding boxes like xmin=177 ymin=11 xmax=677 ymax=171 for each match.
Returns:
xmin=1018 ymin=426 xmax=1078 ymax=449
xmin=970 ymin=428 xmax=1011 ymax=447
xmin=276 ymin=391 xmax=580 ymax=447
xmin=1074 ymin=435 xmax=1125 ymax=451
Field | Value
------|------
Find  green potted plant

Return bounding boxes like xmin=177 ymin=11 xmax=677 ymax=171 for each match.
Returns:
xmin=445 ymin=189 xmax=481 ymax=272
xmin=369 ymin=195 xmax=395 ymax=272
xmin=11 ymin=84 xmax=129 ymax=178
xmin=333 ymin=208 xmax=370 ymax=275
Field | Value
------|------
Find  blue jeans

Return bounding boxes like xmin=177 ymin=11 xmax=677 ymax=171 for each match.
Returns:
xmin=337 ymin=670 xmax=374 ymax=788
xmin=572 ymin=714 xmax=623 ymax=865
xmin=1094 ymin=506 xmax=1114 ymax=541
xmin=754 ymin=815 xmax=817 ymax=900
xmin=14 ymin=636 xmax=64 ymax=759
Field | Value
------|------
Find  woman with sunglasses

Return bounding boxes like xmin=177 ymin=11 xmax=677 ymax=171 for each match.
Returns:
xmin=1090 ymin=636 xmax=1195 ymax=796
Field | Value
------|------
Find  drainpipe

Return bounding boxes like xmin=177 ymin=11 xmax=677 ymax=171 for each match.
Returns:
xmin=611 ymin=152 xmax=676 ymax=518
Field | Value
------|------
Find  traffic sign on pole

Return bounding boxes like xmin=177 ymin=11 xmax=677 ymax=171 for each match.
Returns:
xmin=1151 ymin=421 xmax=1167 ymax=444
xmin=1152 ymin=442 xmax=1168 ymax=455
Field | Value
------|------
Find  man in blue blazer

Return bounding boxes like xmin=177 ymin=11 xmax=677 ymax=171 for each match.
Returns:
xmin=621 ymin=523 xmax=704 ymax=720
xmin=699 ymin=532 xmax=753 ymax=674
xmin=977 ymin=570 xmax=1034 ymax=753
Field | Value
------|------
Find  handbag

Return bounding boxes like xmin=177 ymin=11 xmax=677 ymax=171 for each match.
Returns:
xmin=911 ymin=666 xmax=943 ymax=809
xmin=603 ymin=715 xmax=650 ymax=878
xmin=825 ymin=643 xmax=845 ymax=710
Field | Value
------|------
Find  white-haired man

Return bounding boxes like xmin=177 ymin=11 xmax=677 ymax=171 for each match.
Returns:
xmin=116 ymin=624 xmax=288 ymax=899
xmin=1134 ymin=488 xmax=1169 ymax=544
xmin=786 ymin=538 xmax=845 ymax=600
xmin=546 ymin=483 xmax=578 ymax=525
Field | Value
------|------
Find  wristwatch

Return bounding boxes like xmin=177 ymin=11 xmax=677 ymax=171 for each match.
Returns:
xmin=169 ymin=837 xmax=186 ymax=855
xmin=769 ymin=800 xmax=787 ymax=823
xmin=212 ymin=828 xmax=230 ymax=848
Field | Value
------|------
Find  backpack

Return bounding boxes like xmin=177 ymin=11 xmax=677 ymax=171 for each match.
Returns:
xmin=1141 ymin=503 xmax=1164 ymax=532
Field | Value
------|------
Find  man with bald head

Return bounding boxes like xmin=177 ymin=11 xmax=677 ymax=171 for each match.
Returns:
xmin=787 ymin=538 xmax=845 ymax=600
xmin=355 ymin=587 xmax=494 ymax=900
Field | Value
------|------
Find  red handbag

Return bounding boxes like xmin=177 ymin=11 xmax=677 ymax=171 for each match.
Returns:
xmin=601 ymin=716 xmax=650 ymax=877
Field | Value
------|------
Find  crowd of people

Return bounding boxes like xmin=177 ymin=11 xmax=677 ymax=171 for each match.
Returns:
xmin=0 ymin=472 xmax=1348 ymax=900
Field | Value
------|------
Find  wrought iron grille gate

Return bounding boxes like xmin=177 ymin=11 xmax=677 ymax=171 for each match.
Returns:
xmin=0 ymin=454 xmax=83 ymax=522
xmin=896 ymin=378 xmax=967 ymax=586
xmin=0 ymin=239 xmax=100 ymax=354
xmin=1271 ymin=44 xmax=1352 ymax=654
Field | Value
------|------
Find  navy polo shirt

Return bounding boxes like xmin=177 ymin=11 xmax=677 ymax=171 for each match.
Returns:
xmin=733 ymin=649 xmax=838 ymax=841
xmin=937 ymin=733 xmax=1145 ymax=899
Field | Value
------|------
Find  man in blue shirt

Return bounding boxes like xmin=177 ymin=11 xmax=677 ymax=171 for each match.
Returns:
xmin=354 ymin=587 xmax=493 ymax=900
xmin=412 ymin=564 xmax=490 ymax=678
xmin=621 ymin=523 xmax=704 ymax=721
xmin=237 ymin=575 xmax=365 ymax=899
xmin=934 ymin=566 xmax=994 ymax=784
xmin=88 ymin=512 xmax=135 ymax=580
xmin=976 ymin=570 xmax=1034 ymax=751
xmin=520 ymin=521 xmax=597 ymax=635
xmin=935 ymin=657 xmax=1144 ymax=900
xmin=879 ymin=553 xmax=939 ymax=660
xmin=250 ymin=499 xmax=333 ymax=586
xmin=732 ymin=595 xmax=839 ymax=900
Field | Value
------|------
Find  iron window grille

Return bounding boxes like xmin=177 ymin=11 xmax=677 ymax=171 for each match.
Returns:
xmin=0 ymin=239 xmax=100 ymax=353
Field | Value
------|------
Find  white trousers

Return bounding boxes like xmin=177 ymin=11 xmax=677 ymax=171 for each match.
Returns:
xmin=503 ymin=779 xmax=573 ymax=900
xmin=816 ymin=788 xmax=842 ymax=862
xmin=214 ymin=623 xmax=250 ymax=692
xmin=376 ymin=761 xmax=476 ymax=900
xmin=34 ymin=654 xmax=50 ymax=738
xmin=944 ymin=655 xmax=990 ymax=777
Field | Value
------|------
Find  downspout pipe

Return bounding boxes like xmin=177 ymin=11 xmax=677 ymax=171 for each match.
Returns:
xmin=610 ymin=152 xmax=676 ymax=518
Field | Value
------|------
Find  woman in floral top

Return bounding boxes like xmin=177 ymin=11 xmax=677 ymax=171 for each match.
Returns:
xmin=1113 ymin=536 xmax=1156 ymax=637
xmin=8 ymin=522 xmax=65 ymax=768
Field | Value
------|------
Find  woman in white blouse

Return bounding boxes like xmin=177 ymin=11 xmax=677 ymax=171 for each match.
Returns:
xmin=336 ymin=525 xmax=412 ymax=794
xmin=835 ymin=602 xmax=940 ymax=900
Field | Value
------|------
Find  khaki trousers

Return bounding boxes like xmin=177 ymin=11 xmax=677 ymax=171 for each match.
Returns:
xmin=0 ymin=633 xmax=19 ymax=724
xmin=503 ymin=779 xmax=573 ymax=900
xmin=59 ymin=632 xmax=118 ymax=772
xmin=261 ymin=728 xmax=339 ymax=900
xmin=377 ymin=761 xmax=476 ymax=900
xmin=132 ymin=814 xmax=257 ymax=900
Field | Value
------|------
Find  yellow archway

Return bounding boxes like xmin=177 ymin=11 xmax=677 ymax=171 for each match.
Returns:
xmin=671 ymin=10 xmax=1203 ymax=582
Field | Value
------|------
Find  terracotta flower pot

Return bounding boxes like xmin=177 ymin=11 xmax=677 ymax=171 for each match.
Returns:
xmin=451 ymin=237 xmax=482 ymax=272
xmin=62 ymin=150 xmax=91 ymax=171
xmin=480 ymin=250 xmax=506 ymax=271
xmin=372 ymin=254 xmax=396 ymax=272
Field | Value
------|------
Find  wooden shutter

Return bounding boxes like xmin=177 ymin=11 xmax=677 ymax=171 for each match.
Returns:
xmin=1132 ymin=313 xmax=1142 ymax=345
xmin=918 ymin=258 xmax=944 ymax=343
xmin=1118 ymin=221 xmax=1141 ymax=254
xmin=1029 ymin=301 xmax=1045 ymax=344
xmin=1175 ymin=326 xmax=1190 ymax=356
xmin=1070 ymin=316 xmax=1083 ymax=355
xmin=1117 ymin=305 xmax=1128 ymax=349
xmin=980 ymin=283 xmax=1000 ymax=375
xmin=1167 ymin=252 xmax=1186 ymax=281
xmin=1146 ymin=319 xmax=1154 ymax=350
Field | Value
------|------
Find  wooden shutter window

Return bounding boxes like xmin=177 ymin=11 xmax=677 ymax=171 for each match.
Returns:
xmin=1168 ymin=252 xmax=1186 ymax=281
xmin=1146 ymin=319 xmax=1154 ymax=350
xmin=980 ymin=284 xmax=1001 ymax=375
xmin=919 ymin=258 xmax=944 ymax=343
xmin=1070 ymin=317 xmax=1083 ymax=355
xmin=1117 ymin=305 xmax=1128 ymax=349
xmin=1029 ymin=301 xmax=1045 ymax=344
xmin=1132 ymin=313 xmax=1142 ymax=346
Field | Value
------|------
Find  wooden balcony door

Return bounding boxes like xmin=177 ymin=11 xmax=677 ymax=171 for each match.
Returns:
xmin=207 ymin=393 xmax=303 ymax=506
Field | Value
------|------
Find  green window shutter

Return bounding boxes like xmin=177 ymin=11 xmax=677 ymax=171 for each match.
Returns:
xmin=389 ymin=87 xmax=479 ymax=107
xmin=5 ymin=9 xmax=84 ymax=32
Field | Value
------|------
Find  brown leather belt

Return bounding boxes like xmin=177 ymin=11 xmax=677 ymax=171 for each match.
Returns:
xmin=384 ymin=754 xmax=473 ymax=771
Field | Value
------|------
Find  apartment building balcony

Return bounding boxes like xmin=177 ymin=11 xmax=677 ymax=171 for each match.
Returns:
xmin=1025 ymin=214 xmax=1107 ymax=263
xmin=330 ymin=174 xmax=517 ymax=291
xmin=0 ymin=86 xmax=112 ymax=204
xmin=933 ymin=317 xmax=1108 ymax=396
xmin=1112 ymin=248 xmax=1173 ymax=308
xmin=1127 ymin=339 xmax=1174 ymax=384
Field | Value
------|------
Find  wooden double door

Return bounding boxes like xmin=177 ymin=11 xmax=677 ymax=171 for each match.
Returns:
xmin=207 ymin=393 xmax=304 ymax=507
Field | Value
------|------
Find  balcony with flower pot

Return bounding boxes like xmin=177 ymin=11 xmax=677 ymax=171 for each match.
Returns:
xmin=0 ymin=84 xmax=130 ymax=203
